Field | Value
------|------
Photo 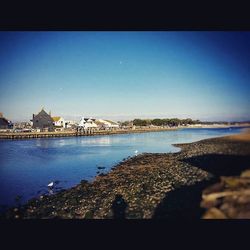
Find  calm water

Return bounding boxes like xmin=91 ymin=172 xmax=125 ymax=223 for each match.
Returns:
xmin=0 ymin=127 xmax=246 ymax=209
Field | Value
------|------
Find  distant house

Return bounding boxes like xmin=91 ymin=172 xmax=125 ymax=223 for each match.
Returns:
xmin=78 ymin=117 xmax=98 ymax=129
xmin=95 ymin=119 xmax=119 ymax=130
xmin=0 ymin=117 xmax=13 ymax=129
xmin=31 ymin=109 xmax=54 ymax=131
xmin=104 ymin=119 xmax=119 ymax=129
xmin=0 ymin=113 xmax=13 ymax=129
xmin=64 ymin=120 xmax=77 ymax=129
xmin=52 ymin=116 xmax=65 ymax=128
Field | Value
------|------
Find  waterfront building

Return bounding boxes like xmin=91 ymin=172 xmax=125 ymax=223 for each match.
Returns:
xmin=52 ymin=116 xmax=65 ymax=128
xmin=95 ymin=119 xmax=119 ymax=130
xmin=78 ymin=117 xmax=98 ymax=129
xmin=104 ymin=119 xmax=119 ymax=129
xmin=64 ymin=120 xmax=77 ymax=129
xmin=31 ymin=108 xmax=54 ymax=132
xmin=0 ymin=113 xmax=13 ymax=129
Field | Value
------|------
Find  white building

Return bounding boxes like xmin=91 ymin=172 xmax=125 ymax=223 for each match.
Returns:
xmin=64 ymin=120 xmax=77 ymax=129
xmin=95 ymin=119 xmax=119 ymax=130
xmin=78 ymin=117 xmax=98 ymax=129
xmin=52 ymin=116 xmax=65 ymax=128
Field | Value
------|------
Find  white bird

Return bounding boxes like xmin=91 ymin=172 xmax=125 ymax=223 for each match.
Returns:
xmin=134 ymin=150 xmax=138 ymax=155
xmin=47 ymin=182 xmax=54 ymax=188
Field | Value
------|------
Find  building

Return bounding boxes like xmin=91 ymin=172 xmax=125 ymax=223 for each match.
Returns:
xmin=64 ymin=120 xmax=77 ymax=129
xmin=0 ymin=117 xmax=13 ymax=129
xmin=78 ymin=117 xmax=98 ymax=129
xmin=0 ymin=113 xmax=13 ymax=129
xmin=31 ymin=108 xmax=54 ymax=131
xmin=52 ymin=116 xmax=65 ymax=128
xmin=104 ymin=119 xmax=119 ymax=129
xmin=95 ymin=119 xmax=119 ymax=130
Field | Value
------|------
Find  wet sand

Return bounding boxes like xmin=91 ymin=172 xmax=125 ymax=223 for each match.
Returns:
xmin=224 ymin=128 xmax=250 ymax=141
xmin=2 ymin=130 xmax=250 ymax=219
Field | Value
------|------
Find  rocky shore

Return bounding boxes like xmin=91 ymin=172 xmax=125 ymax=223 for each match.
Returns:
xmin=201 ymin=169 xmax=250 ymax=219
xmin=2 ymin=133 xmax=250 ymax=219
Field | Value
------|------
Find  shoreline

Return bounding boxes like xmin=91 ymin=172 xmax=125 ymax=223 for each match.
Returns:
xmin=0 ymin=124 xmax=249 ymax=140
xmin=2 ymin=129 xmax=250 ymax=219
xmin=0 ymin=127 xmax=179 ymax=140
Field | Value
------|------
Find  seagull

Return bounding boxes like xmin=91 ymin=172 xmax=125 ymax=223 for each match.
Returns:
xmin=47 ymin=182 xmax=54 ymax=188
xmin=134 ymin=150 xmax=138 ymax=155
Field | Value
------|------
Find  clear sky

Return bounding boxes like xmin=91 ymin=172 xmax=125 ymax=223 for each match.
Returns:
xmin=0 ymin=31 xmax=250 ymax=122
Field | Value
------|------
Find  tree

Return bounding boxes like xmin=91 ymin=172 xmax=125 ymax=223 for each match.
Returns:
xmin=133 ymin=119 xmax=148 ymax=126
xmin=120 ymin=120 xmax=130 ymax=126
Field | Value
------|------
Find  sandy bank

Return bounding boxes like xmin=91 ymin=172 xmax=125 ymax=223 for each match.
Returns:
xmin=223 ymin=128 xmax=250 ymax=141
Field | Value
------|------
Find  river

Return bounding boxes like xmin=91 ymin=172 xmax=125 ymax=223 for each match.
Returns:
xmin=0 ymin=127 xmax=246 ymax=209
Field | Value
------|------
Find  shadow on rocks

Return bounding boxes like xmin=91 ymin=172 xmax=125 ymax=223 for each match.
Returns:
xmin=182 ymin=154 xmax=250 ymax=178
xmin=153 ymin=153 xmax=250 ymax=219
xmin=110 ymin=194 xmax=128 ymax=219
xmin=153 ymin=180 xmax=213 ymax=219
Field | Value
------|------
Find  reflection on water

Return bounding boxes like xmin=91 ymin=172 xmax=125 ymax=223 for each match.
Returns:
xmin=78 ymin=136 xmax=111 ymax=145
xmin=0 ymin=127 xmax=245 ymax=208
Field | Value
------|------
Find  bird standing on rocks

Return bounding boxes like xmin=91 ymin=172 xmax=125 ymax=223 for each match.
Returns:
xmin=48 ymin=182 xmax=54 ymax=188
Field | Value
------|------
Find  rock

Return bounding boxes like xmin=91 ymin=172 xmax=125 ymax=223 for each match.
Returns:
xmin=202 ymin=182 xmax=224 ymax=195
xmin=241 ymin=170 xmax=250 ymax=178
xmin=97 ymin=166 xmax=105 ymax=170
xmin=201 ymin=168 xmax=250 ymax=219
xmin=84 ymin=210 xmax=94 ymax=219
xmin=80 ymin=180 xmax=88 ymax=185
xmin=202 ymin=208 xmax=227 ymax=219
xmin=99 ymin=173 xmax=107 ymax=177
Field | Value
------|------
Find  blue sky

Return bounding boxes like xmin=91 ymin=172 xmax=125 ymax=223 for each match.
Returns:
xmin=0 ymin=31 xmax=250 ymax=122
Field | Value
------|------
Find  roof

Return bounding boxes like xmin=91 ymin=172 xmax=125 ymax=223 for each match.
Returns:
xmin=52 ymin=116 xmax=62 ymax=122
xmin=104 ymin=120 xmax=118 ymax=125
xmin=34 ymin=109 xmax=51 ymax=118
xmin=95 ymin=120 xmax=105 ymax=125
xmin=32 ymin=109 xmax=54 ymax=123
xmin=0 ymin=117 xmax=9 ymax=126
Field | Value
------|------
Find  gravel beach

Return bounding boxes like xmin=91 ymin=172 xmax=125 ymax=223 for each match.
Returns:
xmin=2 ymin=132 xmax=250 ymax=219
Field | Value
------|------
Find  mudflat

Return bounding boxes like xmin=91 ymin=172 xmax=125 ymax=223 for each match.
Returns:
xmin=2 ymin=132 xmax=250 ymax=219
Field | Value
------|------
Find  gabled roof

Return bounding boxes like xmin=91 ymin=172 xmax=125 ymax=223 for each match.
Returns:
xmin=38 ymin=109 xmax=49 ymax=116
xmin=32 ymin=109 xmax=54 ymax=123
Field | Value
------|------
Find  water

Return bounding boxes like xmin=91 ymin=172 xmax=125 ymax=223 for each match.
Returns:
xmin=0 ymin=127 xmax=246 ymax=209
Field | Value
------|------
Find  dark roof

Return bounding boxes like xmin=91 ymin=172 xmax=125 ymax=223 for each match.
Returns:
xmin=33 ymin=109 xmax=53 ymax=121
xmin=84 ymin=118 xmax=96 ymax=121
xmin=37 ymin=109 xmax=50 ymax=117
xmin=0 ymin=117 xmax=9 ymax=126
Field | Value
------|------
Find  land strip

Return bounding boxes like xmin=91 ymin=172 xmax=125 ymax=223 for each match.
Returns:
xmin=0 ymin=127 xmax=179 ymax=139
xmin=1 ymin=124 xmax=249 ymax=140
